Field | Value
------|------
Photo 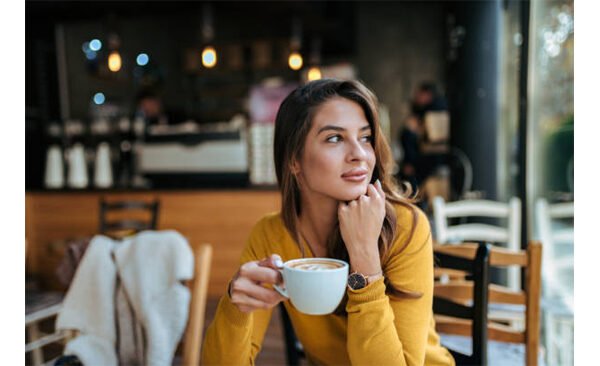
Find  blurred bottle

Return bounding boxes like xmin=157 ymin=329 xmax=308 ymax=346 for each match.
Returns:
xmin=94 ymin=142 xmax=113 ymax=188
xmin=91 ymin=118 xmax=113 ymax=188
xmin=67 ymin=143 xmax=88 ymax=188
xmin=44 ymin=123 xmax=64 ymax=189
xmin=44 ymin=146 xmax=64 ymax=188
xmin=117 ymin=117 xmax=133 ymax=187
xmin=64 ymin=120 xmax=89 ymax=189
xmin=130 ymin=116 xmax=149 ymax=188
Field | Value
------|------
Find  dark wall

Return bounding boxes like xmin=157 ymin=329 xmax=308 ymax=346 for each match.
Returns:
xmin=26 ymin=2 xmax=62 ymax=189
xmin=446 ymin=0 xmax=501 ymax=199
xmin=356 ymin=1 xmax=447 ymax=146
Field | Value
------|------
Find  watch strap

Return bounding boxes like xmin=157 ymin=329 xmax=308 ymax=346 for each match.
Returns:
xmin=366 ymin=272 xmax=383 ymax=284
xmin=348 ymin=271 xmax=383 ymax=290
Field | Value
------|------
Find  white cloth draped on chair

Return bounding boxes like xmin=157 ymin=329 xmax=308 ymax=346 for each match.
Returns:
xmin=56 ymin=230 xmax=194 ymax=366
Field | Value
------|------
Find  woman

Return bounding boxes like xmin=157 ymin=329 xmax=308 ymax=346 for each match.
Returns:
xmin=202 ymin=79 xmax=454 ymax=365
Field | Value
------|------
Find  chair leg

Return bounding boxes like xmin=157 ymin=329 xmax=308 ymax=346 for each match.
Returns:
xmin=560 ymin=316 xmax=574 ymax=366
xmin=28 ymin=323 xmax=44 ymax=366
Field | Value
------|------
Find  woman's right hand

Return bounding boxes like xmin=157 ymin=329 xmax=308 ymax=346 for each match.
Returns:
xmin=228 ymin=254 xmax=287 ymax=313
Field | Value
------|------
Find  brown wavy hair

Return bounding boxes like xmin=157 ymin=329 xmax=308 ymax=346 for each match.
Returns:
xmin=273 ymin=79 xmax=423 ymax=306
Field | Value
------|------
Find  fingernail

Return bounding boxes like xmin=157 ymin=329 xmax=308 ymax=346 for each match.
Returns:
xmin=376 ymin=179 xmax=381 ymax=187
xmin=274 ymin=258 xmax=284 ymax=268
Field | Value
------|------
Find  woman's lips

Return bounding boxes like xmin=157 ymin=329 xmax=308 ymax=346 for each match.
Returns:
xmin=341 ymin=168 xmax=369 ymax=182
xmin=342 ymin=173 xmax=368 ymax=182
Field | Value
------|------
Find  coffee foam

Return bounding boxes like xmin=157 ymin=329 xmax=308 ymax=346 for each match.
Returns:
xmin=288 ymin=260 xmax=344 ymax=271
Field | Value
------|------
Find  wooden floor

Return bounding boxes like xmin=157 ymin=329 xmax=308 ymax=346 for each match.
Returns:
xmin=204 ymin=297 xmax=292 ymax=366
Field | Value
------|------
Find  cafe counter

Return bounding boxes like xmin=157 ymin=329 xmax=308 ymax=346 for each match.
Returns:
xmin=25 ymin=189 xmax=280 ymax=297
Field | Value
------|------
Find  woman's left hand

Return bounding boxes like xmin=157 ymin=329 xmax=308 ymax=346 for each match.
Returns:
xmin=338 ymin=180 xmax=386 ymax=274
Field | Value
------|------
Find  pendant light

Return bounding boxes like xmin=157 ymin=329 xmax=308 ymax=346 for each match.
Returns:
xmin=288 ymin=18 xmax=303 ymax=71
xmin=105 ymin=13 xmax=122 ymax=73
xmin=307 ymin=38 xmax=322 ymax=81
xmin=201 ymin=3 xmax=217 ymax=68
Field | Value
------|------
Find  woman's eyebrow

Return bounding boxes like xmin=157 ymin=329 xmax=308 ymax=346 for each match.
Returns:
xmin=317 ymin=124 xmax=371 ymax=134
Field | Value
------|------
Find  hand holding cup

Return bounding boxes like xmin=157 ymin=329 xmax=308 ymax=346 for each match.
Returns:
xmin=229 ymin=254 xmax=288 ymax=313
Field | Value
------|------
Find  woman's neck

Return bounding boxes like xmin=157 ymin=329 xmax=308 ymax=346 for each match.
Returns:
xmin=298 ymin=193 xmax=338 ymax=257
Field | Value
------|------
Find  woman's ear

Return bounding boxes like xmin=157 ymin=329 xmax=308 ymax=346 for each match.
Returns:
xmin=290 ymin=160 xmax=301 ymax=176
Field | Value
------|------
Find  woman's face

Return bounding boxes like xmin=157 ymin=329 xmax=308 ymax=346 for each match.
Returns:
xmin=295 ymin=97 xmax=376 ymax=202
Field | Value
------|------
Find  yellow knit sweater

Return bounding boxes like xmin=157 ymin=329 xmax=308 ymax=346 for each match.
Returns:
xmin=202 ymin=203 xmax=455 ymax=366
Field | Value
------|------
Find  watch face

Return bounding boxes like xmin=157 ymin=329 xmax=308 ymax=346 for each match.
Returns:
xmin=348 ymin=272 xmax=367 ymax=290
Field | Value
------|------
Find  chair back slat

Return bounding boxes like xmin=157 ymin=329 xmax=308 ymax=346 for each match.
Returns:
xmin=435 ymin=315 xmax=526 ymax=344
xmin=434 ymin=243 xmax=528 ymax=267
xmin=434 ymin=250 xmax=484 ymax=272
xmin=104 ymin=220 xmax=152 ymax=231
xmin=489 ymin=285 xmax=526 ymax=305
xmin=446 ymin=224 xmax=509 ymax=243
xmin=433 ymin=297 xmax=474 ymax=319
xmin=443 ymin=200 xmax=511 ymax=218
xmin=435 ymin=283 xmax=526 ymax=305
xmin=435 ymin=315 xmax=472 ymax=337
xmin=548 ymin=202 xmax=574 ymax=218
xmin=488 ymin=325 xmax=526 ymax=344
xmin=434 ymin=268 xmax=468 ymax=281
xmin=434 ymin=283 xmax=473 ymax=303
xmin=99 ymin=198 xmax=160 ymax=236
xmin=553 ymin=229 xmax=574 ymax=243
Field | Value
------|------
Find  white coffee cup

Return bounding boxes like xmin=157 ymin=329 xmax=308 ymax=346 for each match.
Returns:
xmin=274 ymin=258 xmax=349 ymax=315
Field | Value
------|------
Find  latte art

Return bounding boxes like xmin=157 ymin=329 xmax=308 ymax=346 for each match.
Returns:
xmin=274 ymin=257 xmax=349 ymax=315
xmin=289 ymin=260 xmax=344 ymax=271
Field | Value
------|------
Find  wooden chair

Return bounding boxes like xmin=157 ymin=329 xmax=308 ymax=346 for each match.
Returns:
xmin=99 ymin=198 xmax=160 ymax=238
xmin=536 ymin=198 xmax=573 ymax=365
xmin=434 ymin=242 xmax=491 ymax=365
xmin=536 ymin=199 xmax=573 ymax=309
xmin=182 ymin=244 xmax=213 ymax=365
xmin=26 ymin=234 xmax=71 ymax=366
xmin=26 ymin=298 xmax=72 ymax=366
xmin=25 ymin=199 xmax=161 ymax=364
xmin=434 ymin=241 xmax=542 ymax=366
xmin=26 ymin=243 xmax=213 ymax=366
xmin=432 ymin=196 xmax=521 ymax=291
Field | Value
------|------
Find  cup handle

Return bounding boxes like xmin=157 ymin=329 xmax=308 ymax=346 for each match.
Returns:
xmin=273 ymin=268 xmax=289 ymax=298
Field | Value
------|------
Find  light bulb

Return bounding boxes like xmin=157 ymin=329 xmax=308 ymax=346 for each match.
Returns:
xmin=93 ymin=92 xmax=105 ymax=105
xmin=307 ymin=66 xmax=322 ymax=81
xmin=108 ymin=51 xmax=122 ymax=72
xmin=136 ymin=53 xmax=149 ymax=66
xmin=202 ymin=46 xmax=217 ymax=68
xmin=288 ymin=52 xmax=303 ymax=70
xmin=89 ymin=39 xmax=102 ymax=51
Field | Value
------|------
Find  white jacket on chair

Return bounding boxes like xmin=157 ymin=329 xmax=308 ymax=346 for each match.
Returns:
xmin=56 ymin=230 xmax=194 ymax=366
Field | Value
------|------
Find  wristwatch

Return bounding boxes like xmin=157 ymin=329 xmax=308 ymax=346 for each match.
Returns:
xmin=347 ymin=271 xmax=383 ymax=290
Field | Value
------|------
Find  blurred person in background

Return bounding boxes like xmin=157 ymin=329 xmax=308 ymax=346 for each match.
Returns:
xmin=134 ymin=88 xmax=186 ymax=127
xmin=202 ymin=79 xmax=454 ymax=365
xmin=398 ymin=82 xmax=449 ymax=195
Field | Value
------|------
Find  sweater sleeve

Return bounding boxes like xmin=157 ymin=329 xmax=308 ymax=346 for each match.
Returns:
xmin=346 ymin=207 xmax=434 ymax=366
xmin=201 ymin=217 xmax=276 ymax=365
